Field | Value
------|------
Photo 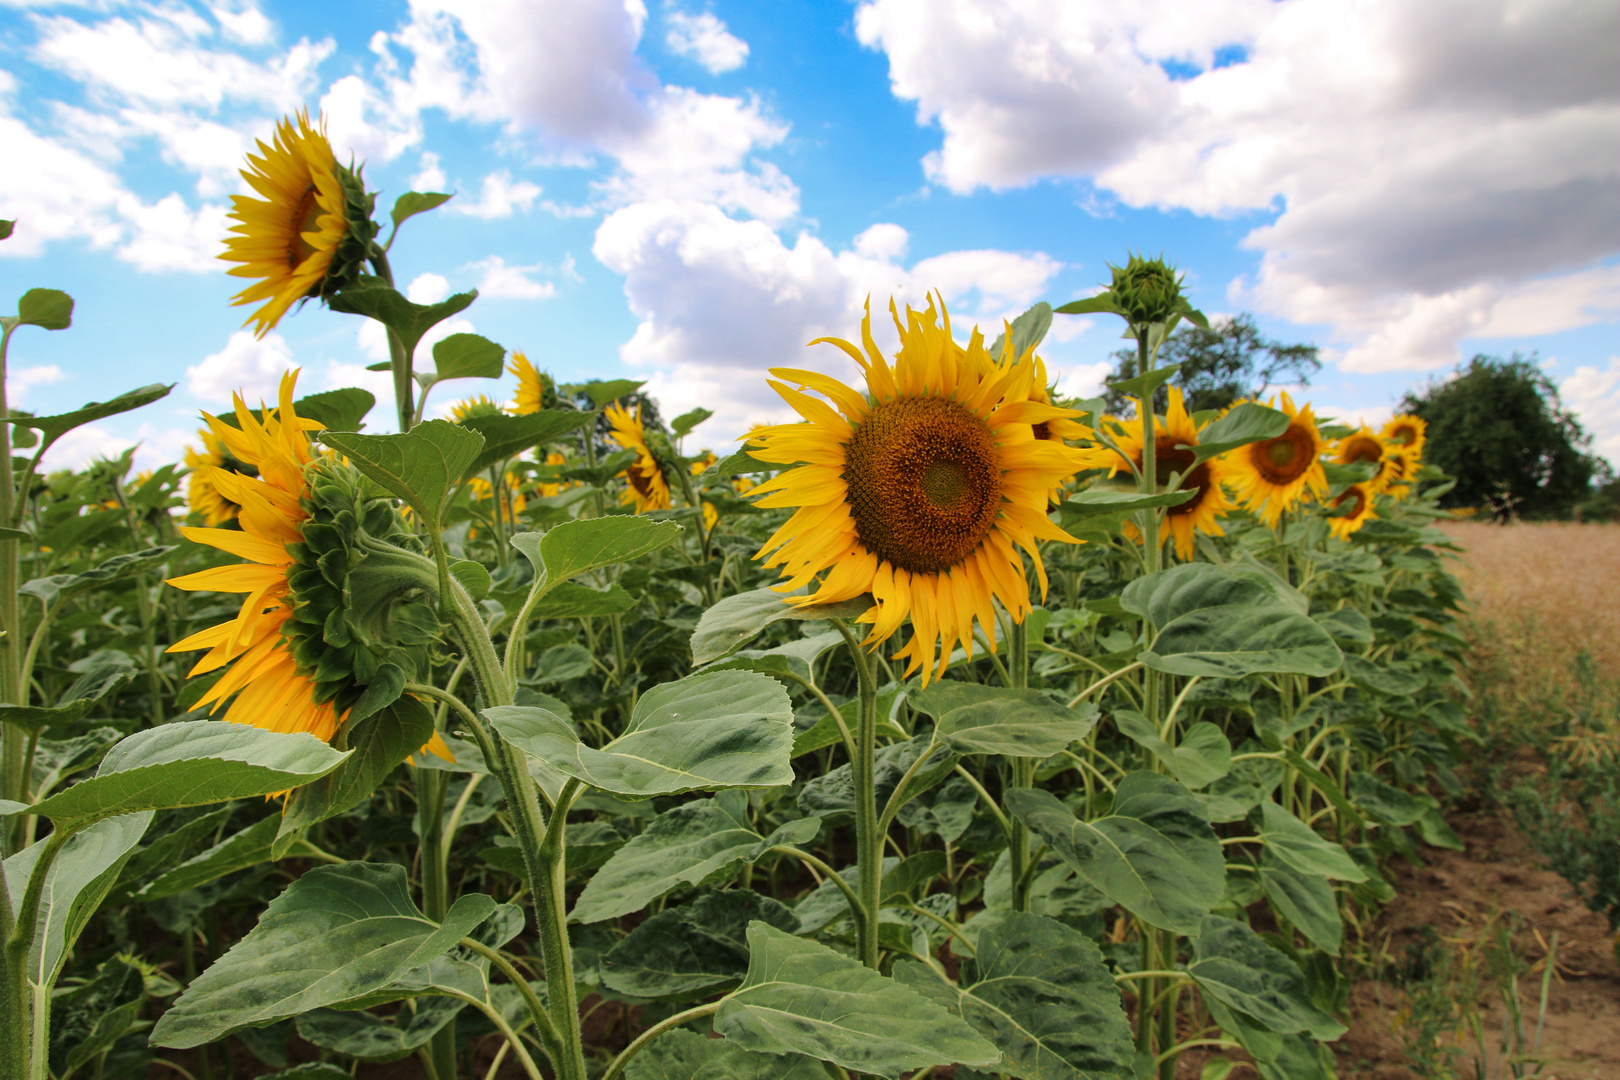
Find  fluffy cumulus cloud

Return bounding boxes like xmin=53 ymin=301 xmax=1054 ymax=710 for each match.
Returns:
xmin=665 ymin=11 xmax=749 ymax=74
xmin=5 ymin=364 xmax=68 ymax=408
xmin=467 ymin=256 xmax=558 ymax=300
xmin=452 ymin=171 xmax=544 ymax=219
xmin=1561 ymin=356 xmax=1620 ymax=468
xmin=856 ymin=0 xmax=1620 ymax=374
xmin=186 ymin=329 xmax=297 ymax=404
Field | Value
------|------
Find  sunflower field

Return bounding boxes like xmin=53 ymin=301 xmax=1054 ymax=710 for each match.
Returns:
xmin=0 ymin=112 xmax=1470 ymax=1080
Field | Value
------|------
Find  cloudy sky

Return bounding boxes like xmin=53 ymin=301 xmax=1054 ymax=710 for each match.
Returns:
xmin=2 ymin=0 xmax=1617 ymax=470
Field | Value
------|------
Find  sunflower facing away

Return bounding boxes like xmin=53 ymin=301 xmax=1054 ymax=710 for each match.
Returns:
xmin=605 ymin=401 xmax=671 ymax=513
xmin=1224 ymin=391 xmax=1328 ymax=527
xmin=166 ymin=371 xmax=449 ymax=758
xmin=508 ymin=352 xmax=555 ymax=414
xmin=1382 ymin=413 xmax=1427 ymax=459
xmin=451 ymin=395 xmax=502 ymax=422
xmin=1099 ymin=385 xmax=1237 ymax=560
xmin=1333 ymin=426 xmax=1395 ymax=495
xmin=1328 ymin=483 xmax=1376 ymax=540
xmin=220 ymin=111 xmax=353 ymax=338
xmin=185 ymin=428 xmax=257 ymax=526
xmin=748 ymin=296 xmax=1086 ymax=684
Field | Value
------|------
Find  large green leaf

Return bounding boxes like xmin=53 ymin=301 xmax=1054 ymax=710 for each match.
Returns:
xmin=1122 ymin=564 xmax=1342 ymax=678
xmin=602 ymin=890 xmax=799 ymax=1001
xmin=572 ymin=793 xmax=819 ymax=923
xmin=1112 ymin=710 xmax=1231 ymax=790
xmin=321 ymin=421 xmax=484 ymax=528
xmin=390 ymin=190 xmax=452 ymax=228
xmin=895 ymin=911 xmax=1135 ymax=1080
xmin=1256 ymin=802 xmax=1366 ymax=881
xmin=430 ymin=332 xmax=505 ymax=381
xmin=295 ymin=388 xmax=375 ymax=432
xmin=797 ymin=736 xmax=957 ymax=821
xmin=11 ymin=384 xmax=172 ymax=449
xmin=15 ymin=287 xmax=74 ymax=329
xmin=138 ymin=815 xmax=281 ymax=900
xmin=326 ymin=279 xmax=476 ymax=357
xmin=690 ymin=586 xmax=871 ymax=665
xmin=986 ymin=302 xmax=1053 ymax=362
xmin=1188 ymin=916 xmax=1346 ymax=1040
xmin=457 ymin=409 xmax=593 ymax=477
xmin=1058 ymin=488 xmax=1197 ymax=537
xmin=713 ymin=923 xmax=1001 ymax=1074
xmin=911 ymin=682 xmax=1099 ymax=758
xmin=1006 ymin=773 xmax=1224 ymax=934
xmin=1187 ymin=403 xmax=1289 ymax=464
xmin=29 ymin=722 xmax=349 ymax=824
xmin=20 ymin=547 xmax=175 ymax=608
xmin=627 ymin=1028 xmax=826 ymax=1080
xmin=487 ymin=670 xmax=793 ymax=798
xmin=1347 ymin=773 xmax=1425 ymax=826
xmin=1341 ymin=655 xmax=1425 ymax=697
xmin=1257 ymin=851 xmax=1342 ymax=953
xmin=510 ymin=514 xmax=682 ymax=587
xmin=295 ymin=996 xmax=465 ymax=1063
xmin=526 ymin=581 xmax=636 ymax=619
xmin=3 ymin=812 xmax=153 ymax=986
xmin=150 ymin=863 xmax=496 ymax=1048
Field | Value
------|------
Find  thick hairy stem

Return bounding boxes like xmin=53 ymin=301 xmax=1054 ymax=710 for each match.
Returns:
xmin=599 ymin=1001 xmax=722 ymax=1080
xmin=1007 ymin=619 xmax=1035 ymax=911
xmin=0 ymin=323 xmax=24 ymax=824
xmin=416 ymin=764 xmax=456 ymax=1080
xmin=832 ymin=619 xmax=882 ymax=969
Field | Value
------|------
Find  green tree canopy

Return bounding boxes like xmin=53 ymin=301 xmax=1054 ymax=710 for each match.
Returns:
xmin=1105 ymin=313 xmax=1320 ymax=415
xmin=1403 ymin=354 xmax=1600 ymax=520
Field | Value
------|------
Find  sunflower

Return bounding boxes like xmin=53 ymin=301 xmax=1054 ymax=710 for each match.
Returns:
xmin=508 ymin=352 xmax=555 ymax=414
xmin=605 ymin=401 xmax=671 ymax=513
xmin=184 ymin=428 xmax=253 ymax=526
xmin=537 ymin=451 xmax=575 ymax=497
xmin=1382 ymin=447 xmax=1418 ymax=500
xmin=1099 ymin=385 xmax=1237 ymax=560
xmin=1327 ymin=483 xmax=1376 ymax=540
xmin=1333 ymin=426 xmax=1395 ymax=495
xmin=451 ymin=395 xmax=502 ymax=422
xmin=691 ymin=451 xmax=720 ymax=530
xmin=1382 ymin=414 xmax=1427 ymax=459
xmin=748 ymin=296 xmax=1086 ymax=685
xmin=220 ymin=111 xmax=354 ymax=338
xmin=469 ymin=471 xmax=529 ymax=516
xmin=1224 ymin=391 xmax=1328 ymax=527
xmin=166 ymin=371 xmax=450 ymax=757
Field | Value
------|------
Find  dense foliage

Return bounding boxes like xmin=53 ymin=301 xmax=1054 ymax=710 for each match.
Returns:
xmin=1104 ymin=312 xmax=1321 ymax=415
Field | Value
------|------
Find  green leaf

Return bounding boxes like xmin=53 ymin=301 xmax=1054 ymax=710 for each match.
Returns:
xmin=572 ymin=793 xmax=819 ymax=923
xmin=528 ymin=581 xmax=636 ymax=619
xmin=1053 ymin=294 xmax=1121 ymax=317
xmin=0 ymin=700 xmax=95 ymax=734
xmin=910 ymin=682 xmax=1099 ymax=758
xmin=430 ymin=332 xmax=505 ymax=381
xmin=486 ymin=670 xmax=793 ymax=798
xmin=690 ymin=586 xmax=871 ymax=666
xmin=716 ymin=447 xmax=774 ymax=478
xmin=390 ymin=191 xmax=453 ymax=228
xmin=275 ymin=698 xmax=435 ymax=856
xmin=1312 ymin=607 xmax=1373 ymax=645
xmin=151 ymin=863 xmax=495 ymax=1048
xmin=1006 ymin=774 xmax=1225 ymax=934
xmin=511 ymin=514 xmax=682 ymax=589
xmin=896 ymin=775 xmax=978 ymax=843
xmin=1341 ymin=655 xmax=1424 ymax=697
xmin=1257 ymin=850 xmax=1342 ymax=953
xmin=0 ymin=220 xmax=12 ymax=241
xmin=1346 ymin=774 xmax=1424 ymax=827
xmin=138 ymin=814 xmax=281 ymax=900
xmin=326 ymin=279 xmax=477 ymax=358
xmin=21 ymin=547 xmax=174 ymax=608
xmin=1416 ymin=806 xmax=1464 ymax=851
xmin=1256 ymin=801 xmax=1366 ymax=881
xmin=29 ymin=721 xmax=349 ymax=824
xmin=322 ymin=420 xmax=484 ymax=528
xmin=672 ymin=407 xmax=713 ymax=437
xmin=295 ymin=997 xmax=465 ymax=1063
xmin=626 ymin=1028 xmax=826 ymax=1080
xmin=296 ymin=388 xmax=375 ymax=432
xmin=458 ymin=409 xmax=592 ymax=477
xmin=1188 ymin=916 xmax=1346 ymax=1040
xmin=1105 ymin=363 xmax=1182 ymax=403
xmin=10 ymin=384 xmax=172 ymax=449
xmin=1122 ymin=563 xmax=1342 ymax=678
xmin=2 ymin=812 xmax=152 ymax=986
xmin=580 ymin=378 xmax=645 ymax=408
xmin=1187 ymin=403 xmax=1289 ymax=464
xmin=17 ymin=287 xmax=73 ymax=330
xmin=895 ymin=911 xmax=1136 ymax=1080
xmin=1112 ymin=711 xmax=1231 ymax=790
xmin=602 ymin=889 xmax=799 ymax=1001
xmin=713 ymin=922 xmax=1001 ymax=1074
xmin=797 ymin=736 xmax=957 ymax=822
xmin=987 ymin=302 xmax=1054 ymax=362
xmin=1057 ymin=488 xmax=1196 ymax=536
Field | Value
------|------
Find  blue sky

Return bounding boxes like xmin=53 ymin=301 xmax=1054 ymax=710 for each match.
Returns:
xmin=2 ymin=0 xmax=1616 ymax=471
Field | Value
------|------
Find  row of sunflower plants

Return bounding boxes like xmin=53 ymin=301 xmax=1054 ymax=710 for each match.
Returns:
xmin=0 ymin=113 xmax=1469 ymax=1080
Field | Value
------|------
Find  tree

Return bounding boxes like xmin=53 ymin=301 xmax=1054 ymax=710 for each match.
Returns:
xmin=1103 ymin=313 xmax=1321 ymax=415
xmin=1402 ymin=354 xmax=1599 ymax=520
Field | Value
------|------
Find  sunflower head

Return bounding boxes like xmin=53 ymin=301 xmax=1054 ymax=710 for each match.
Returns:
xmin=1103 ymin=386 xmax=1235 ymax=560
xmin=749 ymin=295 xmax=1087 ymax=684
xmin=538 ymin=451 xmax=577 ymax=498
xmin=1382 ymin=414 xmax=1427 ymax=457
xmin=509 ymin=352 xmax=557 ymax=414
xmin=605 ymin=400 xmax=671 ymax=514
xmin=1225 ymin=392 xmax=1328 ymax=527
xmin=221 ymin=111 xmax=377 ymax=337
xmin=451 ymin=395 xmax=503 ymax=422
xmin=185 ymin=427 xmax=260 ymax=526
xmin=1108 ymin=253 xmax=1189 ymax=328
xmin=1327 ymin=483 xmax=1376 ymax=540
xmin=1334 ymin=426 xmax=1395 ymax=495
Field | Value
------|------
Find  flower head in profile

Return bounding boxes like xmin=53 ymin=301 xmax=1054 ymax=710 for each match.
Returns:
xmin=508 ymin=352 xmax=556 ymax=414
xmin=605 ymin=400 xmax=670 ymax=513
xmin=748 ymin=295 xmax=1087 ymax=685
xmin=220 ymin=111 xmax=373 ymax=337
xmin=451 ymin=395 xmax=502 ymax=422
xmin=1098 ymin=386 xmax=1237 ymax=560
xmin=1327 ymin=483 xmax=1376 ymax=540
xmin=1333 ymin=426 xmax=1396 ymax=495
xmin=185 ymin=427 xmax=258 ymax=526
xmin=1224 ymin=392 xmax=1328 ymax=527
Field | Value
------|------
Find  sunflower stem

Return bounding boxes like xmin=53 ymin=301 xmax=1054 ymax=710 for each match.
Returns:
xmin=1007 ymin=617 xmax=1036 ymax=912
xmin=832 ymin=617 xmax=882 ymax=970
xmin=0 ymin=321 xmax=25 ymax=838
xmin=415 ymin=763 xmax=457 ymax=1080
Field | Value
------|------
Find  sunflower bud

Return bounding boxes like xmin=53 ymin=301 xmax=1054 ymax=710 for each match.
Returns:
xmin=1108 ymin=253 xmax=1189 ymax=328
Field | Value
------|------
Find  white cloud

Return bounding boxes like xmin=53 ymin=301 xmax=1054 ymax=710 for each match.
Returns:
xmin=6 ymin=364 xmax=68 ymax=408
xmin=355 ymin=271 xmax=475 ymax=371
xmin=467 ymin=256 xmax=557 ymax=300
xmin=0 ymin=114 xmax=125 ymax=257
xmin=407 ymin=272 xmax=450 ymax=304
xmin=116 ymin=193 xmax=229 ymax=272
xmin=40 ymin=422 xmax=137 ymax=473
xmin=320 ymin=72 xmax=421 ymax=164
xmin=411 ymin=150 xmax=448 ymax=191
xmin=856 ymin=0 xmax=1620 ymax=374
xmin=854 ymin=223 xmax=908 ymax=261
xmin=1054 ymin=363 xmax=1112 ymax=401
xmin=1561 ymin=356 xmax=1620 ymax=467
xmin=452 ymin=171 xmax=543 ymax=219
xmin=186 ymin=330 xmax=295 ymax=405
xmin=666 ymin=11 xmax=749 ymax=74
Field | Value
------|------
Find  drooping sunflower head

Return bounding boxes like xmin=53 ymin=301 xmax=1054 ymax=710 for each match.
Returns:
xmin=605 ymin=400 xmax=671 ymax=513
xmin=748 ymin=295 xmax=1088 ymax=684
xmin=220 ymin=111 xmax=376 ymax=338
xmin=1382 ymin=413 xmax=1427 ymax=458
xmin=451 ymin=395 xmax=503 ymax=422
xmin=508 ymin=352 xmax=556 ymax=415
xmin=1101 ymin=386 xmax=1236 ymax=561
xmin=1225 ymin=391 xmax=1328 ymax=527
xmin=184 ymin=427 xmax=260 ymax=526
xmin=1333 ymin=426 xmax=1395 ymax=495
xmin=1327 ymin=483 xmax=1376 ymax=540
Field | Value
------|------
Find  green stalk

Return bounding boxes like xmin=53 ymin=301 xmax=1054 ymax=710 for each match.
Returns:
xmin=416 ymin=764 xmax=456 ymax=1080
xmin=4 ymin=823 xmax=77 ymax=1080
xmin=0 ymin=321 xmax=24 ymax=826
xmin=832 ymin=618 xmax=882 ymax=970
xmin=1007 ymin=618 xmax=1035 ymax=912
xmin=1157 ymin=928 xmax=1180 ymax=1080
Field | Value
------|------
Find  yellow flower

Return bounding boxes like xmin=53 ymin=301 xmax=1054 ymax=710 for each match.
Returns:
xmin=1333 ymin=426 xmax=1396 ymax=495
xmin=220 ymin=111 xmax=352 ymax=338
xmin=538 ymin=451 xmax=575 ymax=497
xmin=508 ymin=352 xmax=553 ymax=415
xmin=1382 ymin=414 xmax=1427 ymax=459
xmin=1328 ymin=483 xmax=1376 ymax=540
xmin=468 ymin=471 xmax=529 ymax=515
xmin=748 ymin=296 xmax=1086 ymax=685
xmin=185 ymin=429 xmax=249 ymax=526
xmin=1383 ymin=448 xmax=1418 ymax=500
xmin=605 ymin=401 xmax=671 ymax=513
xmin=691 ymin=450 xmax=718 ymax=476
xmin=1223 ymin=392 xmax=1328 ymax=527
xmin=732 ymin=474 xmax=758 ymax=497
xmin=451 ymin=395 xmax=502 ymax=422
xmin=1099 ymin=386 xmax=1237 ymax=561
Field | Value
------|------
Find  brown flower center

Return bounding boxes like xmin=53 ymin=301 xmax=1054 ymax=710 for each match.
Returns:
xmin=627 ymin=462 xmax=655 ymax=500
xmin=844 ymin=395 xmax=1003 ymax=574
xmin=1250 ymin=423 xmax=1316 ymax=485
xmin=287 ymin=185 xmax=321 ymax=269
xmin=1031 ymin=420 xmax=1053 ymax=441
xmin=1334 ymin=486 xmax=1367 ymax=518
